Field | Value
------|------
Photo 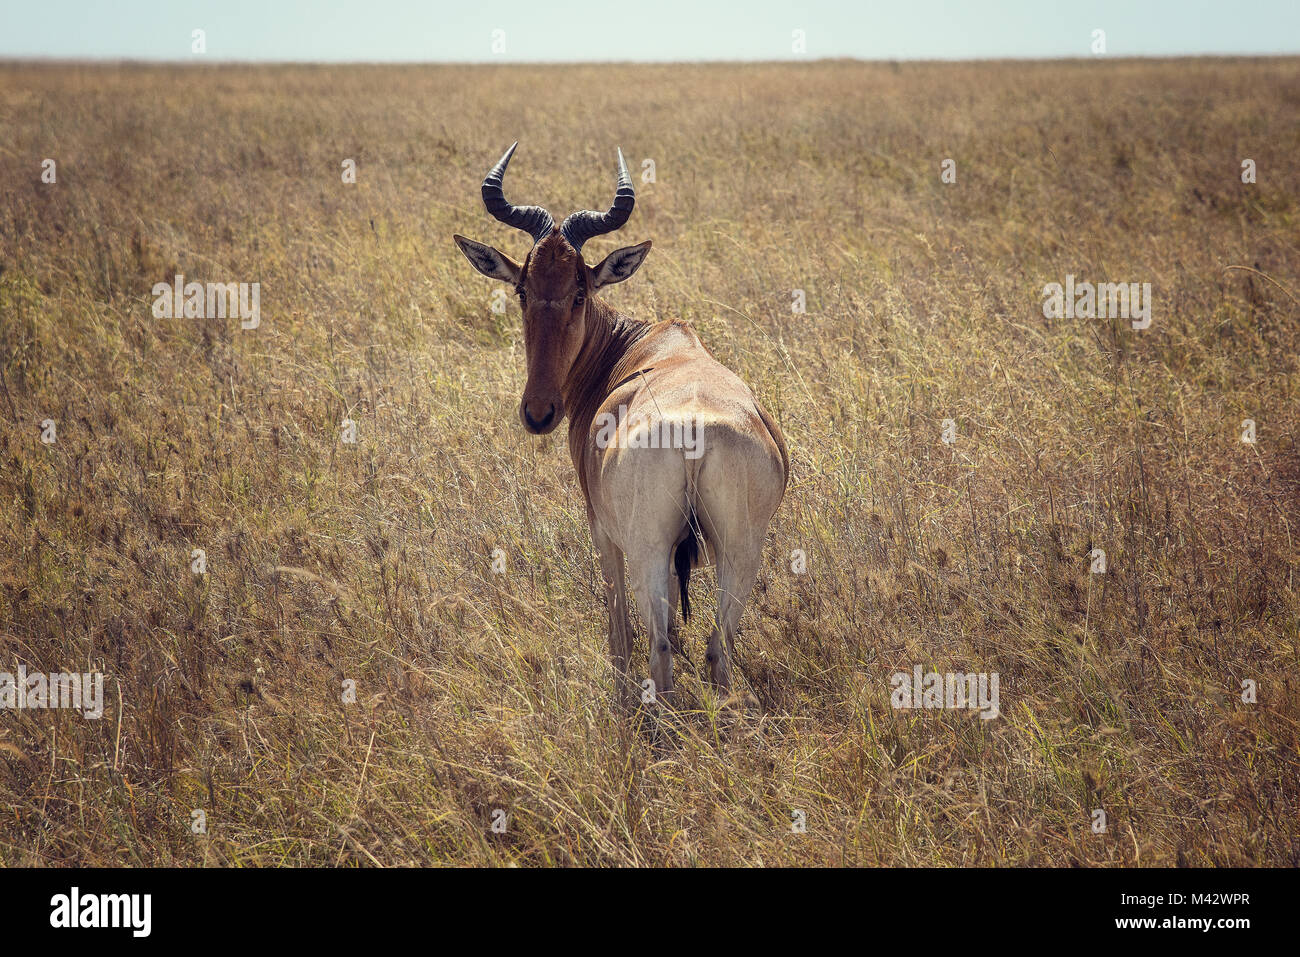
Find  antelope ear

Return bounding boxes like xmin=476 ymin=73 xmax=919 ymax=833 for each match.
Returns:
xmin=591 ymin=240 xmax=651 ymax=289
xmin=454 ymin=234 xmax=522 ymax=284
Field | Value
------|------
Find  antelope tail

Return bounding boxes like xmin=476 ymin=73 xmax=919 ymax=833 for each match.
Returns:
xmin=674 ymin=515 xmax=699 ymax=624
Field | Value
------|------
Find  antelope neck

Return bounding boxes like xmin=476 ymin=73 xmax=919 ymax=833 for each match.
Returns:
xmin=562 ymin=298 xmax=651 ymax=472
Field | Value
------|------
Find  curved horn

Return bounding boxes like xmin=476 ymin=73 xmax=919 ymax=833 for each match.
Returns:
xmin=481 ymin=142 xmax=554 ymax=243
xmin=560 ymin=148 xmax=635 ymax=253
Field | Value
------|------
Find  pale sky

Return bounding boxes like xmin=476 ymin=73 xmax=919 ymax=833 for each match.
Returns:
xmin=1 ymin=0 xmax=1297 ymax=61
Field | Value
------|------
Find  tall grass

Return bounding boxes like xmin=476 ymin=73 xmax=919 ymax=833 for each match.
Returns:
xmin=0 ymin=58 xmax=1297 ymax=865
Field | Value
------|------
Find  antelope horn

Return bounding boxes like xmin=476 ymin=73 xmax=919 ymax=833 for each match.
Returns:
xmin=481 ymin=142 xmax=554 ymax=243
xmin=560 ymin=148 xmax=634 ymax=253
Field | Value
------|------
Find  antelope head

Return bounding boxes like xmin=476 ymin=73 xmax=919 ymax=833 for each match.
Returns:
xmin=454 ymin=143 xmax=652 ymax=435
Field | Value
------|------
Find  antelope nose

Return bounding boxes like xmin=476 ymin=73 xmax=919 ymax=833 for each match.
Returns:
xmin=522 ymin=400 xmax=556 ymax=433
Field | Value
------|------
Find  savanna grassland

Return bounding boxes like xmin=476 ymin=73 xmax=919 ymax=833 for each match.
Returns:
xmin=0 ymin=59 xmax=1297 ymax=866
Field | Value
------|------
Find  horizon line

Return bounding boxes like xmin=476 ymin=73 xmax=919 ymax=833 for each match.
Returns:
xmin=3 ymin=52 xmax=1300 ymax=67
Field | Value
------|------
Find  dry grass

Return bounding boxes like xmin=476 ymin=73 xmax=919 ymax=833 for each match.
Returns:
xmin=0 ymin=58 xmax=1298 ymax=866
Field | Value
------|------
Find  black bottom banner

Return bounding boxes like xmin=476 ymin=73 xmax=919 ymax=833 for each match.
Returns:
xmin=0 ymin=865 xmax=1282 ymax=943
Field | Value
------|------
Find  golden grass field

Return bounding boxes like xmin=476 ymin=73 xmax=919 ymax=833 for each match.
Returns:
xmin=0 ymin=58 xmax=1297 ymax=866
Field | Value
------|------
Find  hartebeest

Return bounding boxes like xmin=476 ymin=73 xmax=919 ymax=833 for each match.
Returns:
xmin=454 ymin=143 xmax=788 ymax=705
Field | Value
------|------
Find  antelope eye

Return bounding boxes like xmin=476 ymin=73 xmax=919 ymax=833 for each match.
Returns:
xmin=573 ymin=288 xmax=586 ymax=307
xmin=517 ymin=287 xmax=527 ymax=305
